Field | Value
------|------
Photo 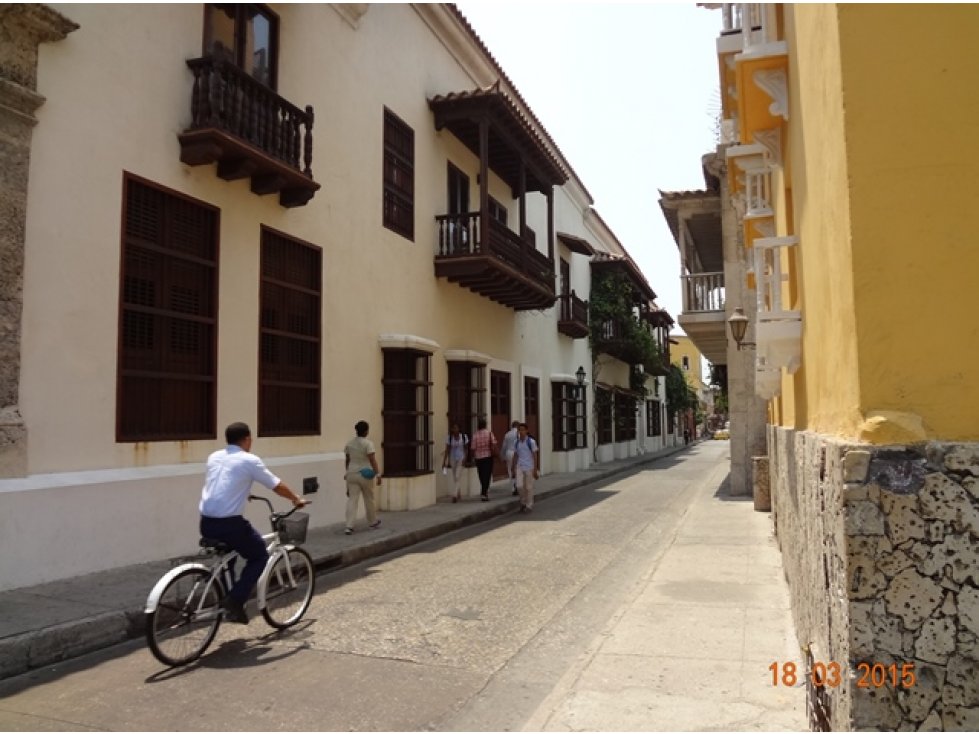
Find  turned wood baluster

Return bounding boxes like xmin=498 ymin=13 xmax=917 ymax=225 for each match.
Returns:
xmin=189 ymin=64 xmax=202 ymax=127
xmin=302 ymin=105 xmax=314 ymax=177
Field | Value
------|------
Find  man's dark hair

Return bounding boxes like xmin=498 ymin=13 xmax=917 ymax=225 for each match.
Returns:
xmin=355 ymin=420 xmax=369 ymax=437
xmin=518 ymin=422 xmax=528 ymax=430
xmin=477 ymin=418 xmax=488 ymax=429
xmin=226 ymin=422 xmax=251 ymax=445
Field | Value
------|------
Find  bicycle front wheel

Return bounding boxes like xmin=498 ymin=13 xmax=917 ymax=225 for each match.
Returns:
xmin=261 ymin=547 xmax=315 ymax=629
xmin=146 ymin=568 xmax=223 ymax=666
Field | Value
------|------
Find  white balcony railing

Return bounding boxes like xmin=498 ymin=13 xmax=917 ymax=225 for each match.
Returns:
xmin=682 ymin=271 xmax=726 ymax=313
xmin=719 ymin=4 xmax=780 ymax=52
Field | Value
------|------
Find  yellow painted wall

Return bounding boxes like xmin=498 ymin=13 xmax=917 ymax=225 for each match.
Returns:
xmin=836 ymin=4 xmax=979 ymax=443
xmin=784 ymin=4 xmax=863 ymax=438
xmin=670 ymin=335 xmax=705 ymax=392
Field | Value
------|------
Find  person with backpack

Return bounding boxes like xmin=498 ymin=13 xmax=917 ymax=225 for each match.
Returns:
xmin=442 ymin=421 xmax=469 ymax=502
xmin=510 ymin=422 xmax=540 ymax=513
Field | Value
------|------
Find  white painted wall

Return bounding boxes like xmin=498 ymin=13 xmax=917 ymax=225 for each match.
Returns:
xmin=3 ymin=4 xmax=656 ymax=590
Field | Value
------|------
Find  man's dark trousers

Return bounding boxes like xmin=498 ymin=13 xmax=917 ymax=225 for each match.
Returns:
xmin=476 ymin=457 xmax=494 ymax=495
xmin=200 ymin=515 xmax=269 ymax=603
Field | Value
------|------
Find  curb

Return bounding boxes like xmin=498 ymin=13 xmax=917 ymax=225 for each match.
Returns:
xmin=0 ymin=443 xmax=688 ymax=680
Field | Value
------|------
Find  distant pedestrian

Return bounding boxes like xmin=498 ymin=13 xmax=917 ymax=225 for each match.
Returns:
xmin=510 ymin=422 xmax=539 ymax=513
xmin=442 ymin=422 xmax=469 ymax=502
xmin=344 ymin=420 xmax=382 ymax=535
xmin=683 ymin=428 xmax=690 ymax=445
xmin=471 ymin=418 xmax=498 ymax=502
xmin=500 ymin=420 xmax=520 ymax=496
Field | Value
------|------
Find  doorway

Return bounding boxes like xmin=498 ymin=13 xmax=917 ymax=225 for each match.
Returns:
xmin=490 ymin=370 xmax=511 ymax=479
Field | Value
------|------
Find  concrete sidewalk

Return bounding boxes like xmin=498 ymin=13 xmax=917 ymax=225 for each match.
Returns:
xmin=0 ymin=443 xmax=693 ymax=681
xmin=523 ymin=454 xmax=808 ymax=731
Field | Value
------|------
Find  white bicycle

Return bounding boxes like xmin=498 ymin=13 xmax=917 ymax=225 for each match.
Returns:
xmin=144 ymin=495 xmax=315 ymax=666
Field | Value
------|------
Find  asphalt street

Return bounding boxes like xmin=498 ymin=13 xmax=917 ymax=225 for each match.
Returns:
xmin=0 ymin=442 xmax=804 ymax=731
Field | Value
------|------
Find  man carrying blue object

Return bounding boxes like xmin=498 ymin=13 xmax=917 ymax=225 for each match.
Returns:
xmin=199 ymin=422 xmax=307 ymax=624
xmin=344 ymin=420 xmax=383 ymax=535
xmin=510 ymin=422 xmax=540 ymax=513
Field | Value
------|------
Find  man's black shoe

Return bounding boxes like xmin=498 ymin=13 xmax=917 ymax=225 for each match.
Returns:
xmin=222 ymin=596 xmax=249 ymax=624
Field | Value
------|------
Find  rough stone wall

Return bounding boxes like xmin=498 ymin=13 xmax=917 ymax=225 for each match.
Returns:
xmin=0 ymin=5 xmax=77 ymax=477
xmin=772 ymin=426 xmax=979 ymax=730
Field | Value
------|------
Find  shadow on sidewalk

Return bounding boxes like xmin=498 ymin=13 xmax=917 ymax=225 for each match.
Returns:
xmin=712 ymin=474 xmax=751 ymax=502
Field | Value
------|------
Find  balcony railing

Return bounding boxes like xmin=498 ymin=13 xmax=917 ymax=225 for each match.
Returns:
xmin=434 ymin=212 xmax=555 ymax=310
xmin=178 ymin=56 xmax=319 ymax=207
xmin=557 ymin=291 xmax=588 ymax=339
xmin=682 ymin=271 xmax=726 ymax=312
xmin=720 ymin=4 xmax=775 ymax=49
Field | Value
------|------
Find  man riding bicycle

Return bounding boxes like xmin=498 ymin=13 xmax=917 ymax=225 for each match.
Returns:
xmin=199 ymin=422 xmax=307 ymax=624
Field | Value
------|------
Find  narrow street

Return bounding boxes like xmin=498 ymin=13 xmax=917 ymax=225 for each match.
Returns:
xmin=0 ymin=442 xmax=803 ymax=731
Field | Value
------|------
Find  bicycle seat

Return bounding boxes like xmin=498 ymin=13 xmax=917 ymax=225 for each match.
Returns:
xmin=199 ymin=537 xmax=231 ymax=553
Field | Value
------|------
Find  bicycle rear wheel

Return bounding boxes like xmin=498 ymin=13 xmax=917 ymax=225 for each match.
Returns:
xmin=261 ymin=547 xmax=314 ymax=629
xmin=146 ymin=568 xmax=223 ymax=666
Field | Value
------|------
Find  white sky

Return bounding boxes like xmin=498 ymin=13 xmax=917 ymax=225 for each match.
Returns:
xmin=454 ymin=2 xmax=723 ymax=335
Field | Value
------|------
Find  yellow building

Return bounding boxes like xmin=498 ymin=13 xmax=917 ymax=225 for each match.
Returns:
xmin=710 ymin=4 xmax=979 ymax=730
xmin=669 ymin=334 xmax=705 ymax=394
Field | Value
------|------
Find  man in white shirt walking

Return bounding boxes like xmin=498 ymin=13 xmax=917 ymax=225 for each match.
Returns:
xmin=510 ymin=422 xmax=540 ymax=512
xmin=199 ymin=422 xmax=307 ymax=623
xmin=500 ymin=420 xmax=520 ymax=496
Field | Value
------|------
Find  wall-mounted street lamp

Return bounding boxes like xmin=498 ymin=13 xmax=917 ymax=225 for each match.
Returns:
xmin=576 ymin=365 xmax=586 ymax=386
xmin=727 ymin=307 xmax=756 ymax=350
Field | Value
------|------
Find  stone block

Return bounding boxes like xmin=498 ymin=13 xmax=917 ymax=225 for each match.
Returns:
xmin=881 ymin=492 xmax=926 ymax=546
xmin=884 ymin=568 xmax=944 ymax=630
xmin=851 ymin=601 xmax=875 ymax=656
xmin=960 ymin=585 xmax=979 ymax=637
xmin=957 ymin=631 xmax=979 ymax=662
xmin=914 ymin=616 xmax=957 ymax=665
xmin=921 ymin=534 xmax=979 ymax=586
xmin=847 ymin=500 xmax=886 ymax=536
xmin=944 ymin=445 xmax=979 ymax=477
xmin=919 ymin=474 xmax=971 ymax=523
xmin=849 ymin=554 xmax=888 ymax=600
xmin=944 ymin=654 xmax=979 ymax=706
xmin=942 ymin=706 xmax=979 ymax=731
xmin=917 ymin=709 xmax=942 ymax=731
xmin=879 ymin=549 xmax=915 ymax=578
xmin=897 ymin=661 xmax=943 ymax=722
xmin=941 ymin=591 xmax=958 ymax=617
xmin=853 ymin=682 xmax=903 ymax=730
xmin=844 ymin=449 xmax=873 ymax=483
xmin=752 ymin=455 xmax=770 ymax=511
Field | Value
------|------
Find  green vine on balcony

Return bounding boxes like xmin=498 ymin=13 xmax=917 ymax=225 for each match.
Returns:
xmin=589 ymin=270 xmax=664 ymax=397
xmin=665 ymin=363 xmax=698 ymax=421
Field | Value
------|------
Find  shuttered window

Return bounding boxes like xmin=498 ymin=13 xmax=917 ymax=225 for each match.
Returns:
xmin=382 ymin=350 xmax=433 ymax=475
xmin=614 ymin=391 xmax=638 ymax=442
xmin=447 ymin=361 xmax=485 ymax=438
xmin=259 ymin=227 xmax=321 ymax=436
xmin=551 ymin=382 xmax=587 ymax=452
xmin=596 ymin=387 xmax=613 ymax=446
xmin=118 ymin=175 xmax=218 ymax=441
xmin=383 ymin=108 xmax=414 ymax=240
xmin=646 ymin=399 xmax=662 ymax=437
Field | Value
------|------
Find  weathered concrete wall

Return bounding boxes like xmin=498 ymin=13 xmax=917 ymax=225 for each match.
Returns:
xmin=0 ymin=5 xmax=77 ymax=477
xmin=772 ymin=426 xmax=979 ymax=730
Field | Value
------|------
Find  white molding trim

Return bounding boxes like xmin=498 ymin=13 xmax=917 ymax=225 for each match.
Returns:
xmin=445 ymin=349 xmax=493 ymax=365
xmin=753 ymin=68 xmax=789 ymax=120
xmin=752 ymin=127 xmax=782 ymax=165
xmin=378 ymin=334 xmax=440 ymax=353
xmin=550 ymin=373 xmax=590 ymax=386
xmin=0 ymin=453 xmax=346 ymax=494
xmin=330 ymin=4 xmax=369 ymax=29
xmin=754 ymin=235 xmax=799 ymax=250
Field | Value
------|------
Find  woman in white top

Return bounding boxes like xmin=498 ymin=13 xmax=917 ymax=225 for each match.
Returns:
xmin=441 ymin=422 xmax=469 ymax=503
xmin=344 ymin=420 xmax=382 ymax=534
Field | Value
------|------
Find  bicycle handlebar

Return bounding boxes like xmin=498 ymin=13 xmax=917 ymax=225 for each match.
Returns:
xmin=247 ymin=494 xmax=310 ymax=521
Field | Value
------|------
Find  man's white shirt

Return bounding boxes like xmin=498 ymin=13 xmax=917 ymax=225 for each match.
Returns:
xmin=199 ymin=445 xmax=281 ymax=518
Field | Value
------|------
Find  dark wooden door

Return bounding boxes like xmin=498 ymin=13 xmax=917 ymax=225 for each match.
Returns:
xmin=490 ymin=370 xmax=510 ymax=479
xmin=524 ymin=376 xmax=540 ymax=457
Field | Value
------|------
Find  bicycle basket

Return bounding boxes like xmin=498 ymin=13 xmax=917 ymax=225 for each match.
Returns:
xmin=276 ymin=512 xmax=309 ymax=544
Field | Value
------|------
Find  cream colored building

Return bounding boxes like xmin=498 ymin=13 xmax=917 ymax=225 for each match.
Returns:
xmin=0 ymin=3 xmax=672 ymax=591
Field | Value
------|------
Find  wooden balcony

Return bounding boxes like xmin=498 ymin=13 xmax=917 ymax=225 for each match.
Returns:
xmin=178 ymin=56 xmax=320 ymax=208
xmin=434 ymin=212 xmax=556 ymax=311
xmin=594 ymin=319 xmax=639 ymax=364
xmin=557 ymin=291 xmax=589 ymax=338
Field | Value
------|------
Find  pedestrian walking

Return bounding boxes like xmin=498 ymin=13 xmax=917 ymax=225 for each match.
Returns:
xmin=510 ymin=422 xmax=539 ymax=512
xmin=441 ymin=422 xmax=469 ymax=502
xmin=500 ymin=420 xmax=520 ymax=496
xmin=344 ymin=420 xmax=382 ymax=534
xmin=470 ymin=418 xmax=498 ymax=501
